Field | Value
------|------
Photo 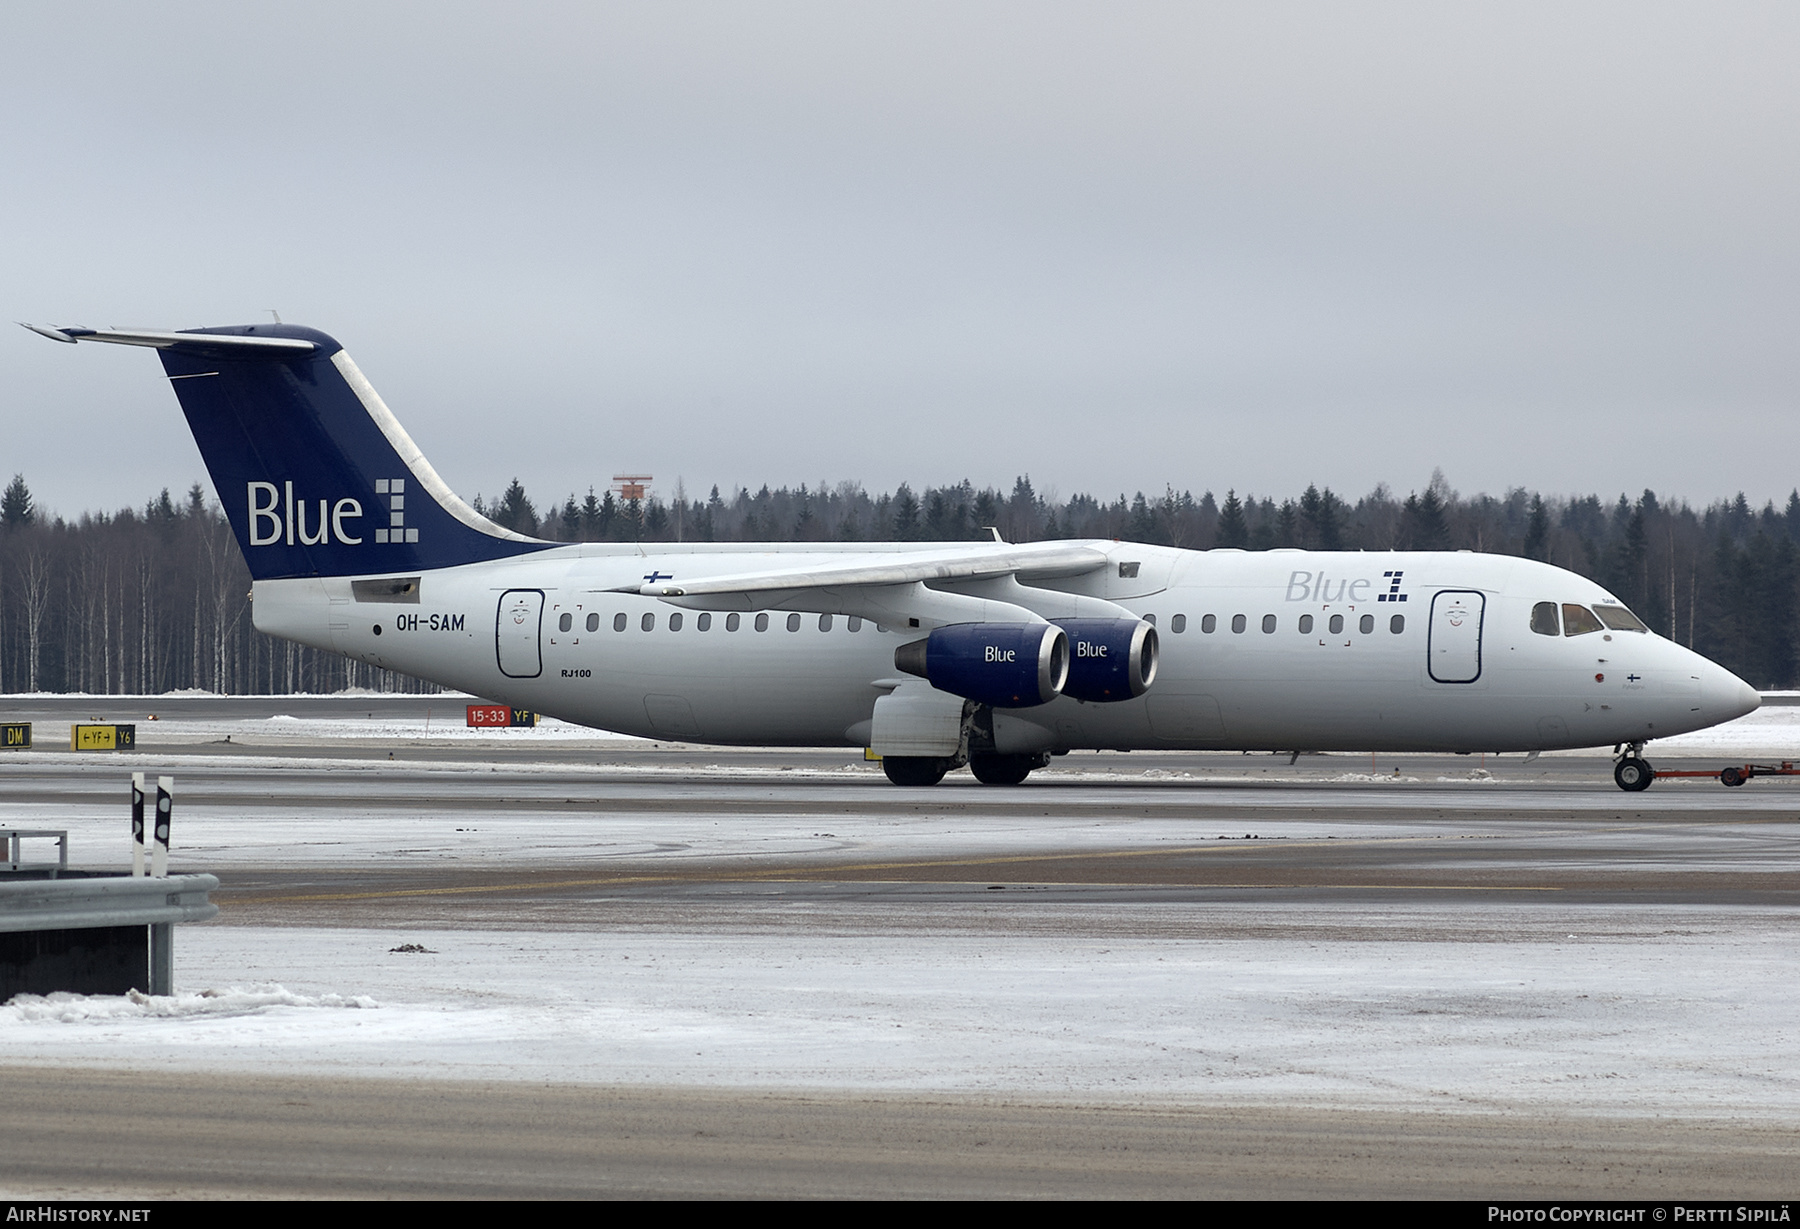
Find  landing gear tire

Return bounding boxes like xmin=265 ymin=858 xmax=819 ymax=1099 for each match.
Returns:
xmin=969 ymin=754 xmax=1036 ymax=786
xmin=1614 ymin=757 xmax=1655 ymax=792
xmin=882 ymin=756 xmax=948 ymax=787
xmin=1721 ymin=765 xmax=1747 ymax=788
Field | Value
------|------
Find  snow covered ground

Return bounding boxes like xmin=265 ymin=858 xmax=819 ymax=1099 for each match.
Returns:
xmin=1625 ymin=696 xmax=1800 ymax=757
xmin=0 ymin=769 xmax=1794 ymax=1119
xmin=0 ymin=906 xmax=1794 ymax=1119
xmin=0 ymin=691 xmax=1795 ymax=1121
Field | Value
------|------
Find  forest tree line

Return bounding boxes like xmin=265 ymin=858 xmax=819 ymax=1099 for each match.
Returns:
xmin=1 ymin=468 xmax=1796 ymax=693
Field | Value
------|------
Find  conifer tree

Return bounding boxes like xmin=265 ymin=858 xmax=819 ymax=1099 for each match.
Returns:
xmin=1523 ymin=494 xmax=1549 ymax=561
xmin=0 ymin=474 xmax=32 ymax=529
xmin=1216 ymin=489 xmax=1249 ymax=548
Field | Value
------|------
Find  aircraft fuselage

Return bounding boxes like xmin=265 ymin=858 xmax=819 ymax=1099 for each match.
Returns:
xmin=254 ymin=541 xmax=1755 ymax=755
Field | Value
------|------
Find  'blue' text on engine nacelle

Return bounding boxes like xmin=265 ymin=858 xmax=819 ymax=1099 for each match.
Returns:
xmin=893 ymin=623 xmax=1070 ymax=707
xmin=1052 ymin=618 xmax=1159 ymax=702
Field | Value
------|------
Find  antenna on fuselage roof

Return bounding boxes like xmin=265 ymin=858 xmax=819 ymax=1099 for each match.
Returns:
xmin=982 ymin=526 xmax=1005 ymax=543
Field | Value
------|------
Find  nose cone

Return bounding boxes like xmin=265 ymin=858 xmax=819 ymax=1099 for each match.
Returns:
xmin=1703 ymin=665 xmax=1761 ymax=721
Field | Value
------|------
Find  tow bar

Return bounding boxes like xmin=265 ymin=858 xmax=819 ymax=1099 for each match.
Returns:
xmin=1650 ymin=761 xmax=1800 ymax=788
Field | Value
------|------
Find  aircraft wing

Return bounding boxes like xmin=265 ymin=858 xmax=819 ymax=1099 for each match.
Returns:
xmin=622 ymin=540 xmax=1118 ymax=628
xmin=632 ymin=541 xmax=1107 ymax=598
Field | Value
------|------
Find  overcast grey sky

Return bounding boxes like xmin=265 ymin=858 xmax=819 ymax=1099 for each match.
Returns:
xmin=4 ymin=2 xmax=1797 ymax=520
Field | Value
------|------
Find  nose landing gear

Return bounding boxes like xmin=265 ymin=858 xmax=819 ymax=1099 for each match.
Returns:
xmin=1619 ymin=758 xmax=1800 ymax=788
xmin=1613 ymin=742 xmax=1655 ymax=791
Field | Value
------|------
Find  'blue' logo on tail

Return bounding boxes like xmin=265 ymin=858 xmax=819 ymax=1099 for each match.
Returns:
xmin=373 ymin=478 xmax=415 ymax=545
xmin=30 ymin=322 xmax=555 ymax=580
xmin=153 ymin=325 xmax=549 ymax=580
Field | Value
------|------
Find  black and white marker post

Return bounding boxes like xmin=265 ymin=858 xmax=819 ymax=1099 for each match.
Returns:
xmin=149 ymin=775 xmax=174 ymax=993
xmin=130 ymin=772 xmax=147 ymax=878
xmin=151 ymin=776 xmax=172 ymax=880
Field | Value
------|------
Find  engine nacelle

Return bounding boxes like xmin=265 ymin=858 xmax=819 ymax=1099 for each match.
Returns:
xmin=894 ymin=622 xmax=1069 ymax=708
xmin=1053 ymin=618 xmax=1158 ymax=702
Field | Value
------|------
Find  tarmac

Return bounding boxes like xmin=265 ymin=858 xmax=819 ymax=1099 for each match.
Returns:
xmin=0 ymin=694 xmax=1794 ymax=1198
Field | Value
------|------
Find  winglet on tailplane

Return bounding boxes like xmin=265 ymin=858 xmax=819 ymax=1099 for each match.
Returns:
xmin=24 ymin=323 xmax=552 ymax=580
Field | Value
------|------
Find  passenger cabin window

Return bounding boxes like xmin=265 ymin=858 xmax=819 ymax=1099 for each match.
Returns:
xmin=848 ymin=616 xmax=862 ymax=632
xmin=1231 ymin=614 xmax=1247 ymax=634
xmin=641 ymin=612 xmax=655 ymax=632
xmin=558 ymin=613 xmax=572 ymax=632
xmin=1171 ymin=614 xmax=1186 ymax=633
xmin=818 ymin=614 xmax=832 ymax=632
xmin=755 ymin=613 xmax=770 ymax=632
xmin=698 ymin=613 xmax=712 ymax=631
xmin=787 ymin=613 xmax=802 ymax=632
xmin=1593 ymin=604 xmax=1648 ymax=633
xmin=1390 ymin=614 xmax=1405 ymax=634
xmin=1329 ymin=614 xmax=1344 ymax=634
xmin=1562 ymin=604 xmax=1605 ymax=636
xmin=726 ymin=613 xmax=741 ymax=631
xmin=1261 ymin=614 xmax=1276 ymax=633
xmin=613 ymin=613 xmax=627 ymax=632
xmin=1359 ymin=614 xmax=1374 ymax=634
xmin=1201 ymin=614 xmax=1216 ymax=633
xmin=586 ymin=613 xmax=600 ymax=633
xmin=1298 ymin=614 xmax=1313 ymax=633
xmin=1531 ymin=601 xmax=1560 ymax=636
xmin=669 ymin=613 xmax=683 ymax=631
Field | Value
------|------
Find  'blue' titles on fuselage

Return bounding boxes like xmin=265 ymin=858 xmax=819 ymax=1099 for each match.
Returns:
xmin=1285 ymin=571 xmax=1377 ymax=603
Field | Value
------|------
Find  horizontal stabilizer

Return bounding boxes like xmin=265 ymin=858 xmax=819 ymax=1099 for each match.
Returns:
xmin=21 ymin=324 xmax=317 ymax=357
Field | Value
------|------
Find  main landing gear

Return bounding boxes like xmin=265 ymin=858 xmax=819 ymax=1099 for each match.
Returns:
xmin=1613 ymin=742 xmax=1655 ymax=792
xmin=880 ymin=752 xmax=1053 ymax=787
xmin=881 ymin=756 xmax=949 ymax=787
xmin=968 ymin=753 xmax=1047 ymax=786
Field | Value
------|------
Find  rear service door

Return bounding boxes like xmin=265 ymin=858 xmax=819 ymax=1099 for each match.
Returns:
xmin=1428 ymin=590 xmax=1485 ymax=683
xmin=496 ymin=589 xmax=544 ymax=678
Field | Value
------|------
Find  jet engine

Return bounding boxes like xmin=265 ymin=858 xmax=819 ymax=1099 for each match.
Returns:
xmin=894 ymin=623 xmax=1069 ymax=708
xmin=1053 ymin=618 xmax=1159 ymax=702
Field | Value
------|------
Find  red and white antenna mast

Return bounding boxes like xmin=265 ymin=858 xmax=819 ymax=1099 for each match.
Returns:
xmin=612 ymin=474 xmax=652 ymax=502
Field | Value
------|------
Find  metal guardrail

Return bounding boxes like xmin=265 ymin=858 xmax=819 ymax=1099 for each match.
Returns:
xmin=0 ymin=829 xmax=69 ymax=874
xmin=0 ymin=780 xmax=216 ymax=998
xmin=0 ymin=873 xmax=219 ymax=934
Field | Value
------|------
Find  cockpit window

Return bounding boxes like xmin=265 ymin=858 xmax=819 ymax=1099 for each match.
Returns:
xmin=1562 ymin=604 xmax=1605 ymax=636
xmin=1592 ymin=604 xmax=1648 ymax=633
xmin=1530 ymin=601 xmax=1560 ymax=636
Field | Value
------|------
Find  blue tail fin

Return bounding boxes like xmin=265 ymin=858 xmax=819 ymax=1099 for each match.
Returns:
xmin=33 ymin=323 xmax=553 ymax=580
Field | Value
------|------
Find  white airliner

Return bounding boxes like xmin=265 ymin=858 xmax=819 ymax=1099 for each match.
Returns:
xmin=28 ymin=322 xmax=1761 ymax=789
